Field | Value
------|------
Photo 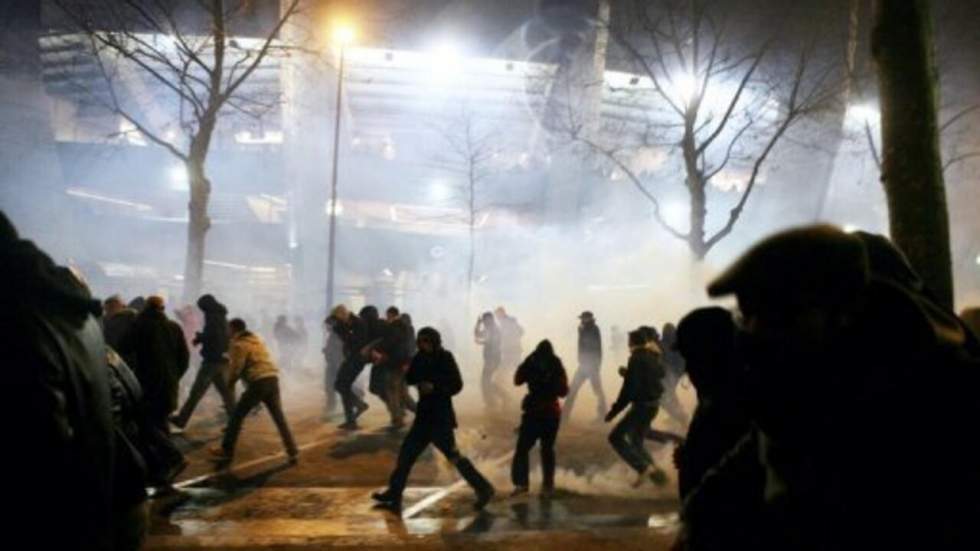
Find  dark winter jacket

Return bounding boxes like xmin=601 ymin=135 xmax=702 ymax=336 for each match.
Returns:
xmin=406 ymin=347 xmax=464 ymax=428
xmin=578 ymin=321 xmax=603 ymax=367
xmin=194 ymin=294 xmax=229 ymax=362
xmin=2 ymin=213 xmax=115 ymax=551
xmin=475 ymin=321 xmax=502 ymax=365
xmin=106 ymin=348 xmax=149 ymax=510
xmin=121 ymin=307 xmax=190 ymax=417
xmin=515 ymin=345 xmax=569 ymax=419
xmin=608 ymin=346 xmax=665 ymax=419
xmin=332 ymin=314 xmax=367 ymax=360
xmin=102 ymin=308 xmax=137 ymax=351
xmin=381 ymin=317 xmax=411 ymax=366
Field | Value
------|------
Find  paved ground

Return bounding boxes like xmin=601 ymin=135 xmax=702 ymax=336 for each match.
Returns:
xmin=148 ymin=372 xmax=683 ymax=549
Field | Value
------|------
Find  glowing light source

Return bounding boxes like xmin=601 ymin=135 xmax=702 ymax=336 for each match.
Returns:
xmin=661 ymin=202 xmax=688 ymax=229
xmin=846 ymin=104 xmax=879 ymax=125
xmin=325 ymin=199 xmax=344 ymax=216
xmin=428 ymin=42 xmax=462 ymax=80
xmin=673 ymin=72 xmax=698 ymax=104
xmin=332 ymin=24 xmax=356 ymax=46
xmin=169 ymin=165 xmax=188 ymax=191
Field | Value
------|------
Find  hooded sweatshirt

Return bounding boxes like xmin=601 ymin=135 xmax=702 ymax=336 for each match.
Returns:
xmin=195 ymin=295 xmax=229 ymax=362
xmin=608 ymin=343 xmax=666 ymax=419
xmin=228 ymin=331 xmax=279 ymax=385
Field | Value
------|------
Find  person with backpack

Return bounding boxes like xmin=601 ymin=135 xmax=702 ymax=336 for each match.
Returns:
xmin=510 ymin=340 xmax=569 ymax=497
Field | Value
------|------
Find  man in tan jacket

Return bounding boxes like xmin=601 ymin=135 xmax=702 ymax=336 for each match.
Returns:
xmin=210 ymin=318 xmax=298 ymax=464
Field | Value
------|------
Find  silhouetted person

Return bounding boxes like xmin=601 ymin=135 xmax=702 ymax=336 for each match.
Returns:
xmin=605 ymin=328 xmax=667 ymax=487
xmin=273 ymin=315 xmax=297 ymax=372
xmin=378 ymin=306 xmax=411 ymax=428
xmin=474 ymin=311 xmax=507 ymax=411
xmin=294 ymin=315 xmax=309 ymax=368
xmin=105 ymin=348 xmax=150 ymax=551
xmin=119 ymin=295 xmax=189 ymax=485
xmin=563 ymin=311 xmax=607 ymax=423
xmin=3 ymin=213 xmax=115 ymax=550
xmin=511 ymin=339 xmax=569 ymax=496
xmin=128 ymin=295 xmax=146 ymax=313
xmin=172 ymin=294 xmax=236 ymax=429
xmin=323 ymin=313 xmax=345 ymax=417
xmin=332 ymin=305 xmax=371 ymax=429
xmin=102 ymin=294 xmax=137 ymax=351
xmin=496 ymin=306 xmax=525 ymax=372
xmin=210 ymin=318 xmax=298 ymax=464
xmin=372 ymin=327 xmax=495 ymax=514
xmin=699 ymin=225 xmax=980 ymax=550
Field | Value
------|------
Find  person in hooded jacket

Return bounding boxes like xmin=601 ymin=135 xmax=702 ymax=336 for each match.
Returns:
xmin=605 ymin=328 xmax=668 ymax=487
xmin=210 ymin=318 xmax=298 ymax=463
xmin=2 ymin=212 xmax=115 ymax=551
xmin=171 ymin=293 xmax=236 ymax=429
xmin=474 ymin=311 xmax=507 ymax=411
xmin=511 ymin=339 xmax=569 ymax=496
xmin=372 ymin=327 xmax=495 ymax=513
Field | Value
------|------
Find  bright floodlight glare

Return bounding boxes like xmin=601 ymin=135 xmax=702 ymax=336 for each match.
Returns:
xmin=169 ymin=165 xmax=188 ymax=191
xmin=332 ymin=24 xmax=356 ymax=46
xmin=673 ymin=72 xmax=698 ymax=104
xmin=846 ymin=104 xmax=879 ymax=125
xmin=429 ymin=42 xmax=462 ymax=78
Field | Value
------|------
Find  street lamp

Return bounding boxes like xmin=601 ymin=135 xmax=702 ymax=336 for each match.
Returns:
xmin=326 ymin=23 xmax=355 ymax=311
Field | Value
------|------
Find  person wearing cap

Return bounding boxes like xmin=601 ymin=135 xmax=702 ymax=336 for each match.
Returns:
xmin=563 ymin=311 xmax=607 ymax=423
xmin=605 ymin=327 xmax=668 ymax=487
xmin=694 ymin=224 xmax=980 ymax=549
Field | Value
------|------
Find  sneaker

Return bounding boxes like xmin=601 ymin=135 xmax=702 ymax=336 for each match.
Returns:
xmin=510 ymin=486 xmax=529 ymax=498
xmin=169 ymin=422 xmax=185 ymax=435
xmin=287 ymin=452 xmax=299 ymax=465
xmin=371 ymin=489 xmax=397 ymax=503
xmin=169 ymin=415 xmax=186 ymax=430
xmin=338 ymin=421 xmax=359 ymax=431
xmin=648 ymin=467 xmax=669 ymax=487
xmin=474 ymin=486 xmax=495 ymax=511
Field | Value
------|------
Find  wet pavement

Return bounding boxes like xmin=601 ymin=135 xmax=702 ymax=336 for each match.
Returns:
xmin=148 ymin=374 xmax=683 ymax=549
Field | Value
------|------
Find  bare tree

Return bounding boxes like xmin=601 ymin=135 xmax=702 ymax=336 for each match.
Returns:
xmin=430 ymin=103 xmax=500 ymax=298
xmin=51 ymin=0 xmax=302 ymax=301
xmin=553 ymin=0 xmax=840 ymax=259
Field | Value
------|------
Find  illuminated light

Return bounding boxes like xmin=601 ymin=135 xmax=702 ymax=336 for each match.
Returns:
xmin=259 ymin=193 xmax=287 ymax=206
xmin=169 ymin=165 xmax=188 ymax=191
xmin=429 ymin=42 xmax=462 ymax=81
xmin=661 ymin=202 xmax=688 ymax=229
xmin=235 ymin=130 xmax=284 ymax=144
xmin=204 ymin=260 xmax=248 ymax=271
xmin=382 ymin=141 xmax=396 ymax=160
xmin=846 ymin=104 xmax=879 ymax=125
xmin=975 ymin=255 xmax=980 ymax=266
xmin=429 ymin=180 xmax=452 ymax=202
xmin=249 ymin=266 xmax=278 ymax=274
xmin=332 ymin=24 xmax=356 ymax=46
xmin=843 ymin=224 xmax=859 ymax=233
xmin=66 ymin=188 xmax=152 ymax=211
xmin=381 ymin=268 xmax=394 ymax=277
xmin=325 ymin=199 xmax=344 ymax=216
xmin=673 ymin=72 xmax=698 ymax=104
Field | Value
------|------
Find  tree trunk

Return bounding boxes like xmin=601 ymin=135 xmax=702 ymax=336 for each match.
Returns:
xmin=182 ymin=156 xmax=210 ymax=303
xmin=872 ymin=0 xmax=953 ymax=308
xmin=682 ymin=125 xmax=708 ymax=259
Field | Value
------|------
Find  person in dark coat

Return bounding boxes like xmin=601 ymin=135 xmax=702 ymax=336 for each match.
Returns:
xmin=332 ymin=305 xmax=371 ymax=429
xmin=377 ymin=306 xmax=412 ymax=428
xmin=563 ymin=311 xmax=607 ymax=423
xmin=273 ymin=315 xmax=297 ymax=372
xmin=697 ymin=225 xmax=980 ymax=550
xmin=323 ymin=313 xmax=346 ymax=417
xmin=511 ymin=339 xmax=569 ymax=496
xmin=2 ymin=212 xmax=115 ymax=550
xmin=658 ymin=323 xmax=689 ymax=427
xmin=474 ymin=311 xmax=507 ymax=411
xmin=372 ymin=327 xmax=495 ymax=513
xmin=171 ymin=293 xmax=236 ymax=428
xmin=102 ymin=294 xmax=137 ymax=351
xmin=605 ymin=328 xmax=668 ymax=487
xmin=119 ymin=295 xmax=189 ymax=484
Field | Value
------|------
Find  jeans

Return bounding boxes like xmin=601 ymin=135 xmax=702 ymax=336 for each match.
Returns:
xmin=387 ymin=422 xmax=492 ymax=499
xmin=173 ymin=359 xmax=236 ymax=426
xmin=335 ymin=356 xmax=369 ymax=423
xmin=609 ymin=404 xmax=658 ymax=473
xmin=563 ymin=365 xmax=607 ymax=420
xmin=511 ymin=415 xmax=560 ymax=489
xmin=221 ymin=377 xmax=297 ymax=457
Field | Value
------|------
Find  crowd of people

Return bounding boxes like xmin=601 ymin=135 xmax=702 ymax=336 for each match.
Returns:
xmin=8 ymin=206 xmax=980 ymax=550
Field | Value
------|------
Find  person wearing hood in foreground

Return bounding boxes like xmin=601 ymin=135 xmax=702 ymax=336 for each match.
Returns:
xmin=2 ymin=212 xmax=115 ymax=550
xmin=511 ymin=339 xmax=569 ymax=497
xmin=680 ymin=225 xmax=980 ymax=551
xmin=606 ymin=328 xmax=669 ymax=487
xmin=171 ymin=293 xmax=236 ymax=429
xmin=210 ymin=318 xmax=298 ymax=464
xmin=372 ymin=327 xmax=495 ymax=514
